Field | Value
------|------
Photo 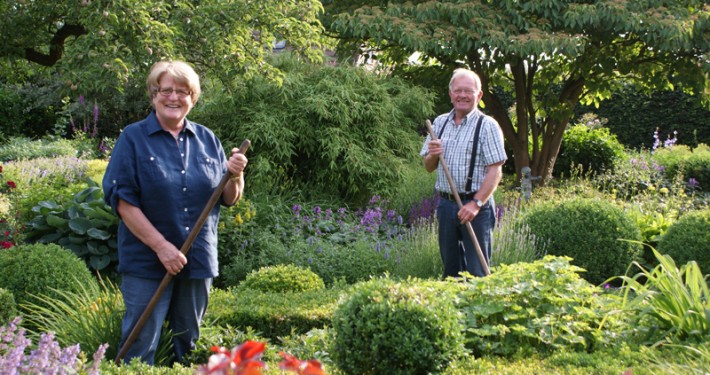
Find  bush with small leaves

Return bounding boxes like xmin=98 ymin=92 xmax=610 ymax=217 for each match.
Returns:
xmin=0 ymin=243 xmax=95 ymax=313
xmin=331 ymin=277 xmax=465 ymax=375
xmin=523 ymin=198 xmax=643 ymax=285
xmin=658 ymin=209 xmax=710 ymax=274
xmin=239 ymin=264 xmax=325 ymax=293
xmin=554 ymin=123 xmax=625 ymax=178
xmin=0 ymin=288 xmax=17 ymax=326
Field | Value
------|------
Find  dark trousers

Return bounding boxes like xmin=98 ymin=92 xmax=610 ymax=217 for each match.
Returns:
xmin=436 ymin=196 xmax=494 ymax=278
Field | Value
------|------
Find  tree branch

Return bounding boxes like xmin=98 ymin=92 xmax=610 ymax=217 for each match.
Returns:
xmin=24 ymin=24 xmax=86 ymax=67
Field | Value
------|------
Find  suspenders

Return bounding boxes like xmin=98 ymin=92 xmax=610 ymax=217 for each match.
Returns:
xmin=436 ymin=115 xmax=485 ymax=194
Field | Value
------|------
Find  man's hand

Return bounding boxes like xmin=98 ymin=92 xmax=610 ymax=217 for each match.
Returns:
xmin=457 ymin=202 xmax=480 ymax=224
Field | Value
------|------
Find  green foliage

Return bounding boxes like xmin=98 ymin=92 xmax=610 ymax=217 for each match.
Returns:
xmin=554 ymin=123 xmax=626 ymax=177
xmin=238 ymin=264 xmax=325 ymax=293
xmin=524 ymin=198 xmax=643 ymax=285
xmin=2 ymin=156 xmax=98 ymax=224
xmin=0 ymin=136 xmax=77 ymax=162
xmin=458 ymin=256 xmax=622 ymax=357
xmin=21 ymin=278 xmax=175 ymax=367
xmin=608 ymin=248 xmax=710 ymax=344
xmin=0 ymin=81 xmax=60 ymax=141
xmin=0 ymin=288 xmax=17 ymax=326
xmin=492 ymin=199 xmax=548 ymax=266
xmin=658 ymin=209 xmax=710 ymax=275
xmin=0 ymin=0 xmax=326 ymax=97
xmin=653 ymin=144 xmax=710 ymax=190
xmin=26 ymin=180 xmax=119 ymax=274
xmin=197 ymin=55 xmax=435 ymax=205
xmin=0 ymin=243 xmax=94 ymax=313
xmin=331 ymin=277 xmax=465 ymax=375
xmin=205 ymin=286 xmax=341 ymax=341
xmin=580 ymin=87 xmax=710 ymax=150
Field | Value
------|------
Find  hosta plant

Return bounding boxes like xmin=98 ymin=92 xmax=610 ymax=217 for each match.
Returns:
xmin=26 ymin=179 xmax=119 ymax=273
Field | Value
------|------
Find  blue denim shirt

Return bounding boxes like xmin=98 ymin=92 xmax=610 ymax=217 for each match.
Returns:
xmin=103 ymin=111 xmax=230 ymax=279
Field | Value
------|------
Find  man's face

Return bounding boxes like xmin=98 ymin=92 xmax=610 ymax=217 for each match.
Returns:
xmin=449 ymin=75 xmax=483 ymax=115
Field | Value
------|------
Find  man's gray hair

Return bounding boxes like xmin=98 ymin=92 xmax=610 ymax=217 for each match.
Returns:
xmin=448 ymin=68 xmax=481 ymax=92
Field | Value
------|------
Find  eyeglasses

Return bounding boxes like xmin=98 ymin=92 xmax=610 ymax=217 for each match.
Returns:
xmin=451 ymin=89 xmax=477 ymax=95
xmin=157 ymin=87 xmax=192 ymax=98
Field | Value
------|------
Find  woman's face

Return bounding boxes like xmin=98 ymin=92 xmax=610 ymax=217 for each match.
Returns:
xmin=152 ymin=74 xmax=194 ymax=128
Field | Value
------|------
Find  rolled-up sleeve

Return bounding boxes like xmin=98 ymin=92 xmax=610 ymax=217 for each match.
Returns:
xmin=103 ymin=131 xmax=141 ymax=214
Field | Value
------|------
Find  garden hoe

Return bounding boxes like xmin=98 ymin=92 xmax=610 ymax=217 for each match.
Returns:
xmin=425 ymin=120 xmax=490 ymax=276
xmin=115 ymin=139 xmax=251 ymax=365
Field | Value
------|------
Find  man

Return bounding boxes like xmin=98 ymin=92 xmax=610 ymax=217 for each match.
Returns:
xmin=420 ymin=68 xmax=507 ymax=278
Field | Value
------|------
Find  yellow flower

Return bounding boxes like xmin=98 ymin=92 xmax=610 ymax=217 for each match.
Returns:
xmin=648 ymin=185 xmax=656 ymax=191
xmin=234 ymin=214 xmax=243 ymax=225
xmin=660 ymin=187 xmax=669 ymax=195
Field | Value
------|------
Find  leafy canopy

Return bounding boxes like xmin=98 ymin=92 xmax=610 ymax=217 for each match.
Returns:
xmin=0 ymin=0 xmax=326 ymax=95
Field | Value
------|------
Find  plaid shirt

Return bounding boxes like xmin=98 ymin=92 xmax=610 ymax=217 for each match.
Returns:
xmin=420 ymin=108 xmax=507 ymax=194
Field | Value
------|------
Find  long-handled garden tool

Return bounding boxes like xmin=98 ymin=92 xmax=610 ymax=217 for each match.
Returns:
xmin=115 ymin=139 xmax=251 ymax=364
xmin=425 ymin=120 xmax=490 ymax=276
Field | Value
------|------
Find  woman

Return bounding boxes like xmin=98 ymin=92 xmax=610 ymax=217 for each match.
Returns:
xmin=103 ymin=60 xmax=248 ymax=364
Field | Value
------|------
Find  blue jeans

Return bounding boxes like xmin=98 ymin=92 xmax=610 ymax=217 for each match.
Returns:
xmin=437 ymin=196 xmax=495 ymax=278
xmin=119 ymin=275 xmax=212 ymax=364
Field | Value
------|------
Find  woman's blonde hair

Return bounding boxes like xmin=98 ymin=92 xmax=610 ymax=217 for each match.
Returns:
xmin=146 ymin=60 xmax=201 ymax=105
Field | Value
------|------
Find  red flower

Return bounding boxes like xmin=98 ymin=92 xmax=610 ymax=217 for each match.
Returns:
xmin=279 ymin=352 xmax=326 ymax=375
xmin=198 ymin=341 xmax=266 ymax=375
xmin=6 ymin=181 xmax=15 ymax=189
xmin=1 ymin=241 xmax=13 ymax=249
xmin=0 ymin=165 xmax=3 ymax=173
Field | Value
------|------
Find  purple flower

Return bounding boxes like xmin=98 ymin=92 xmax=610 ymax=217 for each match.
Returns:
xmin=292 ymin=204 xmax=302 ymax=216
xmin=79 ymin=95 xmax=85 ymax=105
xmin=688 ymin=178 xmax=699 ymax=189
xmin=313 ymin=206 xmax=322 ymax=216
xmin=369 ymin=195 xmax=381 ymax=205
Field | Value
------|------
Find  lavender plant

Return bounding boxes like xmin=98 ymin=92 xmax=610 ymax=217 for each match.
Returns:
xmin=0 ymin=317 xmax=107 ymax=374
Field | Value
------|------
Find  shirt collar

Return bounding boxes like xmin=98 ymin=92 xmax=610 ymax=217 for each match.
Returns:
xmin=145 ymin=110 xmax=196 ymax=136
xmin=446 ymin=108 xmax=481 ymax=125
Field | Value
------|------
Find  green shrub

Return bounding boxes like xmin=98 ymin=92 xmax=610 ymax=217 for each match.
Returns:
xmin=239 ymin=264 xmax=325 ymax=293
xmin=0 ymin=243 xmax=95 ymax=312
xmin=458 ymin=256 xmax=623 ymax=356
xmin=205 ymin=285 xmax=341 ymax=341
xmin=25 ymin=180 xmax=119 ymax=275
xmin=331 ymin=277 xmax=465 ymax=375
xmin=0 ymin=137 xmax=77 ymax=162
xmin=653 ymin=143 xmax=710 ymax=191
xmin=195 ymin=54 xmax=435 ymax=205
xmin=554 ymin=123 xmax=625 ymax=177
xmin=658 ymin=209 xmax=710 ymax=274
xmin=523 ymin=198 xmax=643 ymax=285
xmin=0 ymin=288 xmax=17 ymax=325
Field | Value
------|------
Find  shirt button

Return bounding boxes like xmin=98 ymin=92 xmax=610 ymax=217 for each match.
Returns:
xmin=112 ymin=180 xmax=116 ymax=183
xmin=183 ymin=187 xmax=187 ymax=191
xmin=181 ymin=153 xmax=185 ymax=157
xmin=180 ymin=137 xmax=183 ymax=141
xmin=150 ymin=156 xmax=155 ymax=161
xmin=185 ymin=227 xmax=190 ymax=231
xmin=181 ymin=170 xmax=186 ymax=174
xmin=184 ymin=208 xmax=188 ymax=212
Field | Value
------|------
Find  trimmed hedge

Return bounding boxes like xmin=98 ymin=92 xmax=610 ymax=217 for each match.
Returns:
xmin=331 ymin=278 xmax=465 ymax=375
xmin=0 ymin=243 xmax=95 ymax=312
xmin=523 ymin=198 xmax=643 ymax=285
xmin=658 ymin=209 xmax=710 ymax=274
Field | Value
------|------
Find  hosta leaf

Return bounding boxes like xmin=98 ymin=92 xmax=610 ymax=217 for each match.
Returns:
xmin=69 ymin=217 xmax=93 ymax=235
xmin=90 ymin=255 xmax=111 ymax=270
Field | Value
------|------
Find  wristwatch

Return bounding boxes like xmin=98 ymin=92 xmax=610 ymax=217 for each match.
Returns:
xmin=474 ymin=199 xmax=485 ymax=208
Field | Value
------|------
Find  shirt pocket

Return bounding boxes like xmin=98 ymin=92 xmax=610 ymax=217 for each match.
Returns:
xmin=196 ymin=154 xmax=221 ymax=183
xmin=140 ymin=155 xmax=168 ymax=180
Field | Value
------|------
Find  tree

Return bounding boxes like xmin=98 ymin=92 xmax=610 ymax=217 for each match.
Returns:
xmin=322 ymin=0 xmax=710 ymax=182
xmin=0 ymin=0 xmax=325 ymax=95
